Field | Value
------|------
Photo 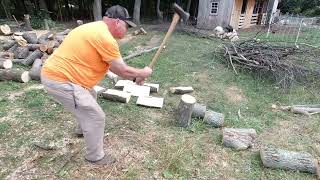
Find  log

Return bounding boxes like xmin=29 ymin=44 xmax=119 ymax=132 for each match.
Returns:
xmin=12 ymin=59 xmax=24 ymax=63
xmin=203 ymin=110 xmax=224 ymax=128
xmin=23 ymin=14 xmax=33 ymax=31
xmin=93 ymin=85 xmax=106 ymax=95
xmin=191 ymin=103 xmax=206 ymax=119
xmin=0 ymin=24 xmax=11 ymax=35
xmin=39 ymin=44 xmax=48 ymax=52
xmin=38 ymin=31 xmax=52 ymax=44
xmin=0 ymin=52 xmax=14 ymax=59
xmin=57 ymin=29 xmax=71 ymax=36
xmin=260 ymin=146 xmax=320 ymax=175
xmin=29 ymin=59 xmax=42 ymax=81
xmin=170 ymin=86 xmax=194 ymax=94
xmin=143 ymin=83 xmax=159 ymax=93
xmin=14 ymin=46 xmax=29 ymax=59
xmin=22 ymin=32 xmax=38 ymax=44
xmin=41 ymin=53 xmax=49 ymax=62
xmin=114 ymin=80 xmax=134 ymax=89
xmin=27 ymin=44 xmax=40 ymax=51
xmin=22 ymin=49 xmax=43 ymax=66
xmin=136 ymin=96 xmax=164 ymax=108
xmin=0 ymin=59 xmax=13 ymax=69
xmin=8 ymin=44 xmax=18 ymax=53
xmin=222 ymin=128 xmax=257 ymax=150
xmin=56 ymin=35 xmax=66 ymax=44
xmin=176 ymin=94 xmax=196 ymax=127
xmin=2 ymin=40 xmax=16 ymax=50
xmin=123 ymin=46 xmax=160 ymax=61
xmin=0 ymin=69 xmax=30 ymax=83
xmin=46 ymin=40 xmax=58 ymax=54
xmin=102 ymin=89 xmax=131 ymax=103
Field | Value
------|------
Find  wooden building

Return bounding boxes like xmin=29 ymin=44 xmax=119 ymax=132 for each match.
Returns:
xmin=196 ymin=0 xmax=280 ymax=29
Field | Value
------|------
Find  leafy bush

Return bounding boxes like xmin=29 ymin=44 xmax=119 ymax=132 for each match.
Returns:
xmin=30 ymin=11 xmax=55 ymax=29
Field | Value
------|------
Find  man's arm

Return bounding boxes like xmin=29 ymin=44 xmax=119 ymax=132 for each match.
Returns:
xmin=109 ymin=59 xmax=152 ymax=85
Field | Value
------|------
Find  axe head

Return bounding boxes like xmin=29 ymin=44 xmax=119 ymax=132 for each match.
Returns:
xmin=173 ymin=3 xmax=190 ymax=22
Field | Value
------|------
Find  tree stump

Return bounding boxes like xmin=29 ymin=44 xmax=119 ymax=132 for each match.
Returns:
xmin=222 ymin=128 xmax=257 ymax=150
xmin=0 ymin=59 xmax=13 ymax=69
xmin=203 ymin=110 xmax=224 ymax=128
xmin=0 ymin=69 xmax=30 ymax=83
xmin=260 ymin=146 xmax=320 ymax=175
xmin=29 ymin=59 xmax=42 ymax=81
xmin=22 ymin=32 xmax=38 ymax=44
xmin=22 ymin=49 xmax=43 ymax=66
xmin=0 ymin=24 xmax=11 ymax=35
xmin=191 ymin=103 xmax=206 ymax=118
xmin=14 ymin=46 xmax=29 ymax=59
xmin=176 ymin=94 xmax=196 ymax=127
xmin=24 ymin=14 xmax=33 ymax=31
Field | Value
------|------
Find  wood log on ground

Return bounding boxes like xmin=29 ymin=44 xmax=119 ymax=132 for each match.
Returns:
xmin=47 ymin=33 xmax=55 ymax=40
xmin=12 ymin=59 xmax=24 ymax=63
xmin=39 ymin=44 xmax=48 ymax=52
xmin=22 ymin=32 xmax=38 ymax=44
xmin=279 ymin=105 xmax=320 ymax=116
xmin=57 ymin=29 xmax=71 ymax=36
xmin=23 ymin=14 xmax=33 ymax=31
xmin=0 ymin=59 xmax=13 ymax=69
xmin=102 ymin=89 xmax=131 ymax=103
xmin=46 ymin=40 xmax=58 ymax=54
xmin=170 ymin=86 xmax=194 ymax=94
xmin=203 ymin=110 xmax=224 ymax=128
xmin=176 ymin=94 xmax=196 ymax=127
xmin=38 ymin=32 xmax=52 ymax=44
xmin=123 ymin=46 xmax=160 ymax=61
xmin=191 ymin=103 xmax=206 ymax=119
xmin=29 ymin=59 xmax=42 ymax=81
xmin=0 ymin=24 xmax=11 ymax=35
xmin=8 ymin=44 xmax=18 ymax=53
xmin=27 ymin=44 xmax=40 ymax=51
xmin=136 ymin=96 xmax=164 ymax=108
xmin=222 ymin=128 xmax=257 ymax=150
xmin=0 ymin=69 xmax=30 ymax=83
xmin=260 ymin=146 xmax=320 ymax=175
xmin=22 ymin=49 xmax=43 ymax=66
xmin=143 ymin=83 xmax=159 ymax=93
xmin=14 ymin=46 xmax=29 ymax=59
xmin=2 ymin=40 xmax=15 ymax=50
xmin=0 ymin=52 xmax=14 ymax=59
xmin=114 ymin=80 xmax=134 ymax=89
xmin=41 ymin=53 xmax=49 ymax=62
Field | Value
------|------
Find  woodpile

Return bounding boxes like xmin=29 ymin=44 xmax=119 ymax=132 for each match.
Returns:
xmin=0 ymin=26 xmax=71 ymax=83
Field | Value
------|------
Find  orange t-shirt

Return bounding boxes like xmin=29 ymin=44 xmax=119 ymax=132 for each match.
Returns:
xmin=42 ymin=21 xmax=121 ymax=89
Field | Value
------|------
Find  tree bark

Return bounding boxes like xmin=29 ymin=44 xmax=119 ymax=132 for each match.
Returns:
xmin=2 ymin=40 xmax=16 ymax=50
xmin=8 ymin=44 xmax=18 ymax=53
xmin=156 ymin=0 xmax=163 ymax=22
xmin=260 ymin=146 xmax=320 ymax=175
xmin=133 ymin=0 xmax=141 ymax=25
xmin=14 ymin=46 xmax=29 ymax=59
xmin=0 ymin=59 xmax=13 ymax=69
xmin=92 ymin=0 xmax=102 ymax=21
xmin=222 ymin=128 xmax=257 ymax=150
xmin=22 ymin=49 xmax=43 ymax=66
xmin=0 ymin=69 xmax=30 ymax=83
xmin=186 ymin=0 xmax=192 ymax=12
xmin=24 ymin=14 xmax=33 ymax=31
xmin=192 ymin=103 xmax=206 ymax=118
xmin=22 ymin=32 xmax=38 ymax=44
xmin=29 ymin=59 xmax=42 ymax=81
xmin=203 ymin=110 xmax=224 ymax=128
xmin=176 ymin=94 xmax=196 ymax=127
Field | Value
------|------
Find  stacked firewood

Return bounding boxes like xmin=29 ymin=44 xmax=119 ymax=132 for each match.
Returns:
xmin=0 ymin=29 xmax=71 ymax=83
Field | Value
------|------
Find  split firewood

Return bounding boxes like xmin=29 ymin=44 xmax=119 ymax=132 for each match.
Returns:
xmin=93 ymin=85 xmax=106 ymax=95
xmin=0 ymin=24 xmax=12 ymax=35
xmin=107 ymin=71 xmax=120 ymax=84
xmin=123 ymin=84 xmax=150 ymax=97
xmin=260 ymin=145 xmax=320 ymax=175
xmin=0 ymin=59 xmax=13 ymax=69
xmin=123 ymin=46 xmax=160 ymax=61
xmin=29 ymin=59 xmax=42 ymax=81
xmin=102 ymin=89 xmax=131 ymax=103
xmin=22 ymin=49 xmax=43 ymax=66
xmin=23 ymin=14 xmax=33 ymax=31
xmin=0 ymin=52 xmax=14 ymax=59
xmin=191 ymin=103 xmax=206 ymax=119
xmin=2 ymin=40 xmax=16 ymax=50
xmin=114 ymin=79 xmax=134 ymax=89
xmin=176 ymin=94 xmax=196 ymax=127
xmin=170 ymin=86 xmax=194 ymax=94
xmin=0 ymin=69 xmax=30 ymax=83
xmin=136 ymin=96 xmax=164 ymax=108
xmin=13 ymin=46 xmax=29 ymax=59
xmin=222 ymin=128 xmax=257 ymax=150
xmin=143 ymin=83 xmax=159 ymax=93
xmin=13 ymin=32 xmax=24 ymax=36
xmin=22 ymin=32 xmax=38 ymax=44
xmin=203 ymin=110 xmax=224 ymax=128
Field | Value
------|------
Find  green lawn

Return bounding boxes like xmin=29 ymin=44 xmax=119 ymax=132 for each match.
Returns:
xmin=0 ymin=27 xmax=319 ymax=179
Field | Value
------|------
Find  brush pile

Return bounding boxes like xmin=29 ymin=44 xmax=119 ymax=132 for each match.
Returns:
xmin=222 ymin=40 xmax=320 ymax=87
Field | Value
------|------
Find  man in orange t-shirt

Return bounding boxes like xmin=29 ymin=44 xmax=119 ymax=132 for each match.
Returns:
xmin=41 ymin=5 xmax=152 ymax=165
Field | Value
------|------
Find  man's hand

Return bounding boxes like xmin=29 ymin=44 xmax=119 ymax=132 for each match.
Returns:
xmin=140 ymin=66 xmax=152 ymax=78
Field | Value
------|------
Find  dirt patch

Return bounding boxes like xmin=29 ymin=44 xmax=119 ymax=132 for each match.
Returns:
xmin=147 ymin=35 xmax=161 ymax=48
xmin=8 ymin=84 xmax=44 ymax=101
xmin=225 ymin=86 xmax=246 ymax=104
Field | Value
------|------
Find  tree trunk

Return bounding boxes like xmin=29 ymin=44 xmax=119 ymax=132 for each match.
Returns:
xmin=176 ymin=94 xmax=196 ymax=127
xmin=14 ymin=46 xmax=29 ymax=59
xmin=192 ymin=103 xmax=206 ymax=119
xmin=0 ymin=69 xmax=30 ymax=83
xmin=92 ymin=0 xmax=102 ymax=21
xmin=24 ymin=14 xmax=33 ymax=31
xmin=22 ymin=49 xmax=43 ymax=66
xmin=29 ymin=58 xmax=43 ymax=81
xmin=260 ymin=146 xmax=320 ymax=175
xmin=222 ymin=128 xmax=257 ymax=150
xmin=133 ymin=0 xmax=141 ymax=25
xmin=203 ymin=110 xmax=224 ymax=128
xmin=64 ymin=0 xmax=70 ymax=21
xmin=22 ymin=32 xmax=38 ymax=44
xmin=186 ymin=0 xmax=192 ymax=12
xmin=156 ymin=0 xmax=163 ymax=22
xmin=0 ymin=59 xmax=13 ymax=69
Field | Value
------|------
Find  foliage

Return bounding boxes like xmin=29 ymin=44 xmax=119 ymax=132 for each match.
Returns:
xmin=279 ymin=0 xmax=320 ymax=16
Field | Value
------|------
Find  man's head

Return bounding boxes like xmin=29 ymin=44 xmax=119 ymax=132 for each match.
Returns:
xmin=104 ymin=5 xmax=136 ymax=39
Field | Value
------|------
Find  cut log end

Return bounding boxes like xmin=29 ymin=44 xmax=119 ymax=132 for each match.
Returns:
xmin=0 ymin=24 xmax=11 ymax=35
xmin=0 ymin=59 xmax=13 ymax=69
xmin=176 ymin=94 xmax=196 ymax=127
xmin=181 ymin=94 xmax=196 ymax=104
xmin=21 ymin=71 xmax=30 ymax=83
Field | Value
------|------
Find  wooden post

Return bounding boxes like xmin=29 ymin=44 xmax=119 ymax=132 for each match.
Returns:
xmin=203 ymin=110 xmax=224 ymax=128
xmin=260 ymin=146 xmax=320 ymax=175
xmin=222 ymin=128 xmax=257 ymax=150
xmin=176 ymin=94 xmax=196 ymax=127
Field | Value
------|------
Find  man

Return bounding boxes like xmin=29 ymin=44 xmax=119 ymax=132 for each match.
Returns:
xmin=41 ymin=5 xmax=152 ymax=165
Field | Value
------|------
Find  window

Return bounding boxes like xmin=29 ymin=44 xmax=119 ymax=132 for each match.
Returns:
xmin=210 ymin=2 xmax=219 ymax=15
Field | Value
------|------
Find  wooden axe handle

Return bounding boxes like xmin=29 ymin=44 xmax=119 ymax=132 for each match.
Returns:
xmin=149 ymin=13 xmax=180 ymax=69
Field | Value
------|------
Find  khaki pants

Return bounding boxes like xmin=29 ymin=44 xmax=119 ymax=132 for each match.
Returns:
xmin=41 ymin=75 xmax=105 ymax=161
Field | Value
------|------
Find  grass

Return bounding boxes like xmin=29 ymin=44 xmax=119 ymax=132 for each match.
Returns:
xmin=0 ymin=25 xmax=319 ymax=179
